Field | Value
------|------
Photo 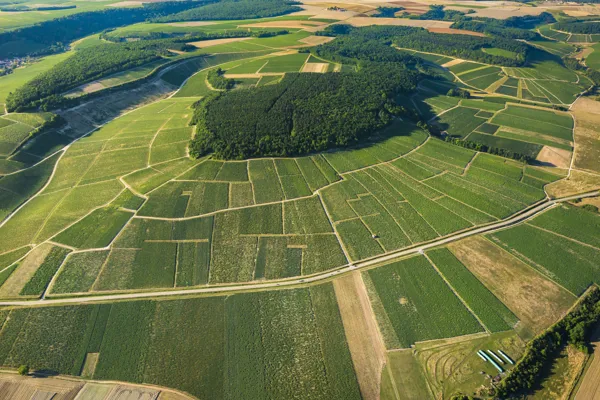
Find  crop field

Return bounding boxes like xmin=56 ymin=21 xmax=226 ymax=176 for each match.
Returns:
xmin=489 ymin=205 xmax=600 ymax=296
xmin=365 ymin=256 xmax=483 ymax=348
xmin=0 ymin=284 xmax=361 ymax=400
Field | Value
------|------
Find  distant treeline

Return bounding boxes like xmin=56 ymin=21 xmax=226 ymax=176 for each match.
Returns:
xmin=155 ymin=0 xmax=301 ymax=23
xmin=0 ymin=4 xmax=76 ymax=11
xmin=101 ymin=29 xmax=289 ymax=43
xmin=6 ymin=40 xmax=188 ymax=112
xmin=0 ymin=1 xmax=209 ymax=57
xmin=554 ymin=21 xmax=600 ymax=34
xmin=189 ymin=64 xmax=422 ymax=159
xmin=318 ymin=24 xmax=529 ymax=66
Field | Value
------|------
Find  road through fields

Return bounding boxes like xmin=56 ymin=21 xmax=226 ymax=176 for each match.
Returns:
xmin=0 ymin=190 xmax=596 ymax=307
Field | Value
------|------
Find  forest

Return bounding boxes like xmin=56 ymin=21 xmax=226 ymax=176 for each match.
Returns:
xmin=189 ymin=64 xmax=422 ymax=159
xmin=6 ymin=40 xmax=184 ymax=111
xmin=0 ymin=1 xmax=208 ymax=57
xmin=318 ymin=25 xmax=529 ymax=66
xmin=155 ymin=0 xmax=301 ymax=22
xmin=554 ymin=21 xmax=600 ymax=34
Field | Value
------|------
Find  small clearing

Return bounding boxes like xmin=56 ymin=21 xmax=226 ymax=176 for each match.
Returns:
xmin=187 ymin=37 xmax=253 ymax=49
xmin=536 ymin=146 xmax=572 ymax=169
xmin=302 ymin=63 xmax=329 ymax=73
xmin=441 ymin=59 xmax=465 ymax=68
xmin=299 ymin=35 xmax=335 ymax=46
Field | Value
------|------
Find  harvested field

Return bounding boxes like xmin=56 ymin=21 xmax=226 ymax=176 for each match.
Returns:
xmin=535 ymin=146 xmax=572 ymax=169
xmin=570 ymin=97 xmax=600 ymax=174
xmin=333 ymin=272 xmax=386 ymax=400
xmin=428 ymin=28 xmax=486 ymax=37
xmin=0 ymin=244 xmax=52 ymax=298
xmin=546 ymin=170 xmax=600 ymax=199
xmin=188 ymin=37 xmax=253 ymax=49
xmin=299 ymin=35 xmax=335 ymax=46
xmin=441 ymin=59 xmax=465 ymax=68
xmin=472 ymin=7 xmax=546 ymax=19
xmin=239 ymin=21 xmax=326 ymax=29
xmin=0 ymin=373 xmax=83 ymax=400
xmin=575 ymin=326 xmax=600 ymax=400
xmin=302 ymin=62 xmax=328 ymax=72
xmin=448 ymin=236 xmax=575 ymax=336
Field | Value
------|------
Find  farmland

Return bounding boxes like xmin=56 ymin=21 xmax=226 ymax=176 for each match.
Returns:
xmin=0 ymin=3 xmax=599 ymax=400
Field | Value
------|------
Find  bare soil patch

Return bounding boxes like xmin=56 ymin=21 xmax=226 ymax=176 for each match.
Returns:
xmin=187 ymin=37 xmax=253 ymax=49
xmin=441 ymin=59 xmax=464 ymax=68
xmin=546 ymin=170 xmax=600 ymax=198
xmin=299 ymin=35 xmax=335 ymax=46
xmin=536 ymin=146 xmax=572 ymax=169
xmin=449 ymin=236 xmax=575 ymax=335
xmin=570 ymin=97 xmax=600 ymax=174
xmin=429 ymin=28 xmax=487 ymax=37
xmin=333 ymin=271 xmax=386 ymax=400
xmin=0 ymin=373 xmax=83 ymax=400
xmin=302 ymin=62 xmax=329 ymax=72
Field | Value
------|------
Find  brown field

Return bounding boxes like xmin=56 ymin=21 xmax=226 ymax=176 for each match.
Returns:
xmin=571 ymin=97 xmax=600 ymax=174
xmin=333 ymin=272 xmax=386 ymax=400
xmin=449 ymin=236 xmax=576 ymax=336
xmin=536 ymin=146 xmax=572 ymax=169
xmin=238 ymin=20 xmax=326 ymax=29
xmin=574 ymin=326 xmax=600 ymax=400
xmin=302 ymin=2 xmax=374 ymax=13
xmin=187 ymin=37 xmax=253 ymax=49
xmin=546 ymin=170 xmax=600 ymax=198
xmin=441 ymin=59 xmax=464 ymax=68
xmin=0 ymin=244 xmax=51 ymax=297
xmin=299 ymin=35 xmax=335 ymax=46
xmin=302 ymin=62 xmax=329 ymax=72
xmin=428 ymin=28 xmax=487 ymax=37
xmin=0 ymin=374 xmax=83 ymax=400
xmin=471 ymin=7 xmax=546 ymax=19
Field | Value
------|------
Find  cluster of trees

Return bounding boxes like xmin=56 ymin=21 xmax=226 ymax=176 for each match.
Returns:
xmin=6 ymin=40 xmax=184 ymax=111
xmin=555 ymin=21 xmax=600 ymax=34
xmin=0 ymin=1 xmax=207 ymax=57
xmin=495 ymin=286 xmax=600 ymax=398
xmin=446 ymin=87 xmax=470 ymax=98
xmin=317 ymin=24 xmax=528 ymax=66
xmin=189 ymin=63 xmax=422 ymax=159
xmin=155 ymin=0 xmax=300 ymax=22
xmin=413 ymin=5 xmax=464 ymax=21
xmin=372 ymin=7 xmax=404 ymax=18
xmin=101 ymin=29 xmax=288 ymax=43
xmin=443 ymin=136 xmax=533 ymax=163
xmin=207 ymin=67 xmax=234 ymax=90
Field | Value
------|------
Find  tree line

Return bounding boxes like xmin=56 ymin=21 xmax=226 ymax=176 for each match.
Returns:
xmin=6 ymin=39 xmax=187 ymax=111
xmin=189 ymin=63 xmax=422 ymax=159
xmin=0 ymin=1 xmax=210 ymax=57
xmin=554 ymin=21 xmax=600 ymax=34
xmin=318 ymin=24 xmax=529 ymax=66
xmin=100 ymin=28 xmax=289 ymax=43
xmin=155 ymin=0 xmax=301 ymax=23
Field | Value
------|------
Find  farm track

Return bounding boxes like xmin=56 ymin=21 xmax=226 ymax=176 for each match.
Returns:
xmin=1 ymin=190 xmax=597 ymax=307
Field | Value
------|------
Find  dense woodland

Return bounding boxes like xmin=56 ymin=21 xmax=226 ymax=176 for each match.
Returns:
xmin=318 ymin=24 xmax=529 ymax=66
xmin=554 ymin=21 xmax=600 ymax=34
xmin=189 ymin=64 xmax=422 ymax=159
xmin=0 ymin=1 xmax=207 ymax=57
xmin=6 ymin=40 xmax=185 ymax=111
xmin=155 ymin=0 xmax=301 ymax=22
